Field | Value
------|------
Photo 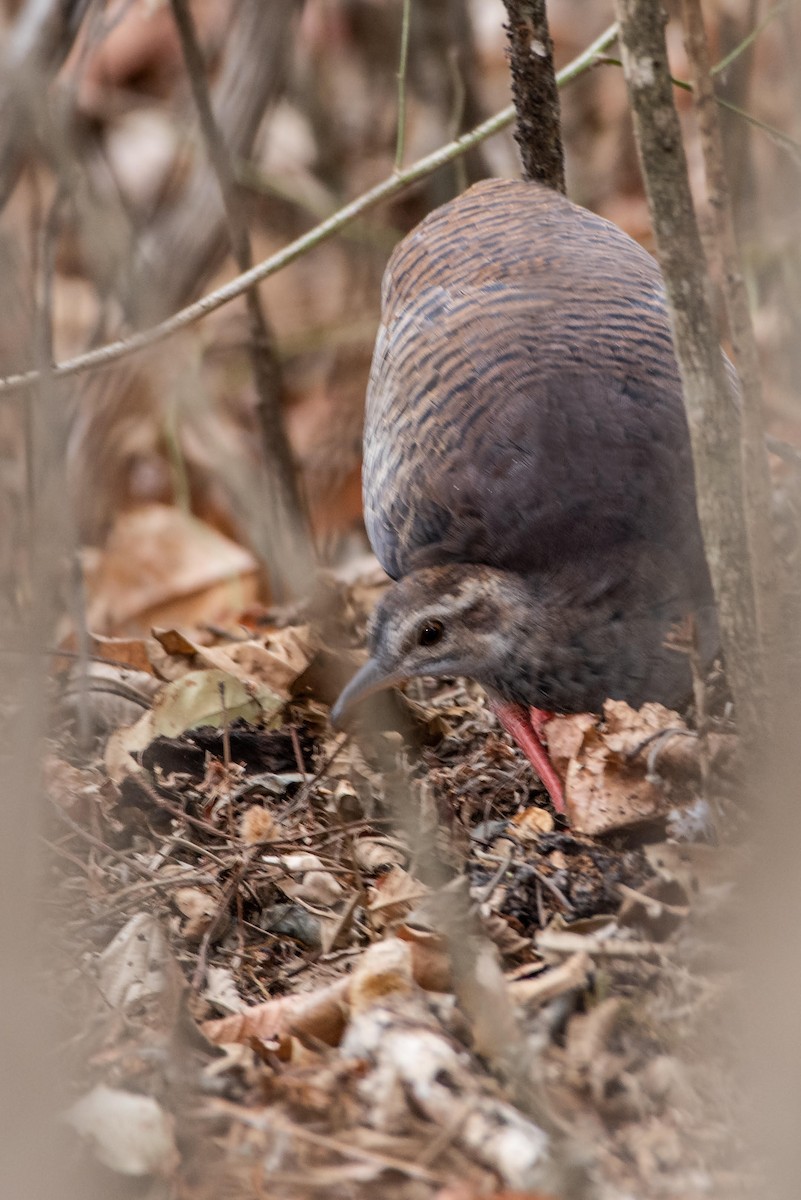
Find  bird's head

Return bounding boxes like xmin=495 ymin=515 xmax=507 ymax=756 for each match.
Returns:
xmin=331 ymin=564 xmax=533 ymax=727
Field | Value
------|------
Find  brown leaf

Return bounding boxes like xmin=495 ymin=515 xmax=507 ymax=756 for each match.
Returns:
xmin=202 ymin=977 xmax=350 ymax=1048
xmin=153 ymin=623 xmax=317 ymax=698
xmin=546 ymin=701 xmax=688 ymax=835
xmin=396 ymin=924 xmax=452 ymax=993
xmin=368 ymin=866 xmax=429 ymax=930
xmin=84 ymin=503 xmax=259 ymax=636
xmin=238 ymin=805 xmax=278 ymax=844
xmin=510 ymin=806 xmax=555 ymax=839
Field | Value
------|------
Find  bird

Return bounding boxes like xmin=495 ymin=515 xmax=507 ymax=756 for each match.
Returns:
xmin=331 ymin=178 xmax=719 ymax=813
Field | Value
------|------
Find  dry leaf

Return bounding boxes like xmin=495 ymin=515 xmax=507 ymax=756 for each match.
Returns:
xmin=173 ymin=887 xmax=220 ymax=942
xmin=54 ymin=632 xmax=154 ymax=675
xmin=368 ymin=866 xmax=429 ymax=930
xmin=202 ymin=977 xmax=350 ymax=1047
xmin=98 ymin=912 xmax=172 ymax=1010
xmin=510 ymin=806 xmax=555 ymax=838
xmin=352 ymin=837 xmax=407 ymax=872
xmin=283 ymin=868 xmax=345 ymax=908
xmin=153 ymin=623 xmax=317 ymax=699
xmin=84 ymin=503 xmax=259 ymax=635
xmin=343 ymin=961 xmax=551 ymax=1189
xmin=348 ymin=937 xmax=416 ymax=1013
xmin=396 ymin=923 xmax=452 ymax=993
xmin=104 ymin=668 xmax=284 ymax=782
xmin=202 ymin=966 xmax=246 ymax=1015
xmin=546 ymin=701 xmax=688 ymax=835
xmin=239 ymin=805 xmax=277 ymax=844
xmin=65 ymin=1086 xmax=178 ymax=1177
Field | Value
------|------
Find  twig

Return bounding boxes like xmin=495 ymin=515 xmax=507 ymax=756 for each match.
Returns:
xmin=50 ymin=801 xmax=159 ymax=879
xmin=289 ymin=732 xmax=352 ymax=814
xmin=288 ymin=724 xmax=308 ymax=782
xmin=169 ymin=0 xmax=313 ymax=597
xmin=0 ymin=22 xmax=619 ymax=399
xmin=76 ymin=866 xmax=220 ymax=914
xmin=130 ymin=0 xmax=301 ymax=323
xmin=501 ymin=0 xmax=566 ymax=192
xmin=681 ymin=0 xmax=777 ymax=686
xmin=711 ymin=0 xmax=790 ymax=77
xmin=613 ymin=0 xmax=764 ymax=742
xmin=596 ymin=57 xmax=801 ymax=163
xmin=191 ymin=850 xmax=257 ymax=991
xmin=427 ymin=879 xmax=569 ymax=1142
xmin=394 ymin=0 xmax=412 ymax=171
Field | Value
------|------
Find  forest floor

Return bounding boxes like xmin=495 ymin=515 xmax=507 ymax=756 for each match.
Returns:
xmin=48 ymin=562 xmax=751 ymax=1200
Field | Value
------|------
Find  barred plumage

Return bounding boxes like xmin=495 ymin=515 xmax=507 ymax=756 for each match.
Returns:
xmin=333 ymin=178 xmax=719 ymax=812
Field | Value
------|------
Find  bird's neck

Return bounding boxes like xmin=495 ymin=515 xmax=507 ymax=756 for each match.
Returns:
xmin=486 ymin=561 xmax=704 ymax=715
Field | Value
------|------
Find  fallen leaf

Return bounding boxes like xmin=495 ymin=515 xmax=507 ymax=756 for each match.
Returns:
xmin=173 ymin=887 xmax=220 ymax=942
xmin=98 ymin=912 xmax=172 ymax=1010
xmin=202 ymin=977 xmax=350 ymax=1048
xmin=65 ymin=1086 xmax=178 ymax=1177
xmin=368 ymin=866 xmax=429 ymax=929
xmin=510 ymin=806 xmax=555 ymax=838
xmin=153 ymin=623 xmax=318 ymax=699
xmin=396 ymin=923 xmax=452 ymax=992
xmin=84 ymin=503 xmax=259 ymax=635
xmin=546 ymin=701 xmax=688 ymax=834
xmin=104 ymin=668 xmax=284 ymax=782
xmin=203 ymin=966 xmax=246 ymax=1015
xmin=353 ymin=837 xmax=407 ymax=872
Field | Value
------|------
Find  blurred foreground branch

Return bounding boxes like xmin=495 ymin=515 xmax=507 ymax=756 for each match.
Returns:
xmin=170 ymin=0 xmax=313 ymax=598
xmin=613 ymin=0 xmax=764 ymax=739
xmin=0 ymin=21 xmax=619 ymax=398
xmin=0 ymin=0 xmax=89 ymax=207
xmin=131 ymin=0 xmax=303 ymax=322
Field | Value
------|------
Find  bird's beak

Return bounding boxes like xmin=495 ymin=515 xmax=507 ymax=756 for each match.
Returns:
xmin=330 ymin=658 xmax=406 ymax=729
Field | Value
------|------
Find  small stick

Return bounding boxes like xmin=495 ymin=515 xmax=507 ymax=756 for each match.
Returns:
xmin=394 ymin=0 xmax=412 ymax=170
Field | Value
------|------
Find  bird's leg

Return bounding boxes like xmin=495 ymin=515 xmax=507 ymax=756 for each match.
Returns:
xmin=488 ymin=699 xmax=565 ymax=813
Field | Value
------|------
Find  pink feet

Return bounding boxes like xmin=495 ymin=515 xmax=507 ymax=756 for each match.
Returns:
xmin=489 ymin=699 xmax=565 ymax=813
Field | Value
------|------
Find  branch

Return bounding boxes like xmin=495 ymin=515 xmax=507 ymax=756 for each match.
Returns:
xmin=0 ymin=21 xmax=618 ymax=399
xmin=681 ymin=0 xmax=777 ymax=676
xmin=394 ymin=0 xmax=412 ymax=170
xmin=169 ymin=0 xmax=313 ymax=598
xmin=0 ymin=0 xmax=91 ymax=209
xmin=502 ymin=0 xmax=565 ymax=191
xmin=130 ymin=0 xmax=302 ymax=323
xmin=612 ymin=0 xmax=764 ymax=738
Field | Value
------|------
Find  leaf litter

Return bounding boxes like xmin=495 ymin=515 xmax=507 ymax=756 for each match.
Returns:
xmin=46 ymin=561 xmax=750 ymax=1199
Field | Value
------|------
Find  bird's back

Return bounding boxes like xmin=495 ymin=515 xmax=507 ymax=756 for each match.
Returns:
xmin=363 ymin=178 xmax=711 ymax=603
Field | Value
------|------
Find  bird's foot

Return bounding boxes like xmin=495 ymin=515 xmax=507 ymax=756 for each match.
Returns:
xmin=489 ymin=699 xmax=565 ymax=813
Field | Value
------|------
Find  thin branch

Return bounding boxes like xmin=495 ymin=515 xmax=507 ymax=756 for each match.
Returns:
xmin=0 ymin=21 xmax=619 ymax=400
xmin=131 ymin=0 xmax=302 ymax=321
xmin=681 ymin=0 xmax=777 ymax=678
xmin=713 ymin=95 xmax=801 ymax=164
xmin=169 ymin=0 xmax=313 ymax=597
xmin=600 ymin=55 xmax=801 ymax=163
xmin=613 ymin=0 xmax=764 ymax=741
xmin=711 ymin=0 xmax=790 ymax=77
xmin=394 ymin=0 xmax=412 ymax=171
xmin=501 ymin=0 xmax=566 ymax=192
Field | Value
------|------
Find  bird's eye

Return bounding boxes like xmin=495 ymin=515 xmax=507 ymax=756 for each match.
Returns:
xmin=418 ymin=619 xmax=444 ymax=647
